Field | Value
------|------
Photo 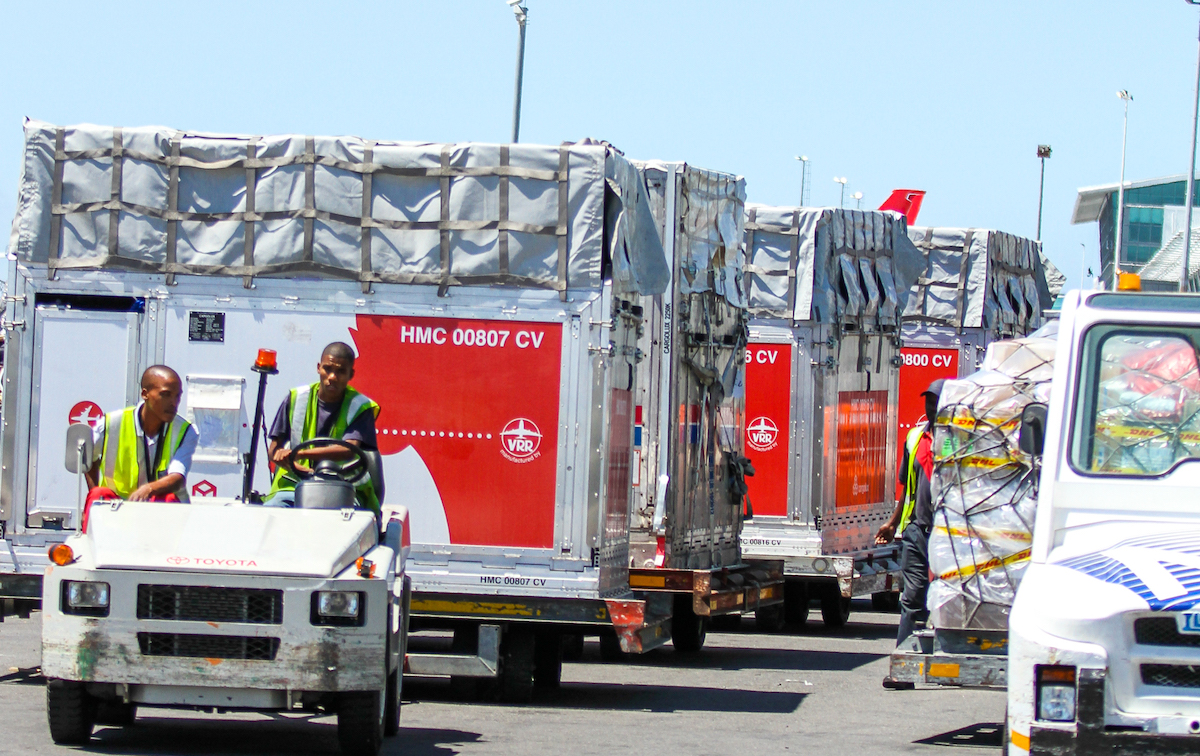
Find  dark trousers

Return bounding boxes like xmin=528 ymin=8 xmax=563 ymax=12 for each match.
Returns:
xmin=896 ymin=522 xmax=930 ymax=646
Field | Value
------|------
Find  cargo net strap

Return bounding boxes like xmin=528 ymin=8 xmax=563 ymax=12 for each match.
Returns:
xmin=1089 ymin=334 xmax=1200 ymax=475
xmin=742 ymin=207 xmax=799 ymax=317
xmin=926 ymin=340 xmax=1053 ymax=630
xmin=45 ymin=128 xmax=570 ymax=297
xmin=901 ymin=227 xmax=974 ymax=331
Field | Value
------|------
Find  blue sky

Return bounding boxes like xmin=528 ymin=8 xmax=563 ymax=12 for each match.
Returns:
xmin=2 ymin=1 xmax=1198 ymax=290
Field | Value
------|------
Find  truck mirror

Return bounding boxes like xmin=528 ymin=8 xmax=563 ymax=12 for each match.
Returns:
xmin=64 ymin=423 xmax=95 ymax=473
xmin=1018 ymin=403 xmax=1049 ymax=457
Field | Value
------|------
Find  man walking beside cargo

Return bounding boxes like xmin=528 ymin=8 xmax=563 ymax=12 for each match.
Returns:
xmin=876 ymin=379 xmax=943 ymax=690
xmin=265 ymin=342 xmax=381 ymax=512
xmin=84 ymin=365 xmax=196 ymax=506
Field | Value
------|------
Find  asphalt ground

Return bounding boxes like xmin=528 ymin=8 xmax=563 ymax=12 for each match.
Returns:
xmin=0 ymin=600 xmax=1005 ymax=755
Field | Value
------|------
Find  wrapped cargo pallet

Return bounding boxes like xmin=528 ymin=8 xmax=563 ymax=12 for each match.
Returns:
xmin=739 ymin=206 xmax=926 ymax=628
xmin=927 ymin=331 xmax=1056 ymax=630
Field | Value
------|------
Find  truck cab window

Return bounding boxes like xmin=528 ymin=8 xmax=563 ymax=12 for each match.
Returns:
xmin=1075 ymin=330 xmax=1200 ymax=475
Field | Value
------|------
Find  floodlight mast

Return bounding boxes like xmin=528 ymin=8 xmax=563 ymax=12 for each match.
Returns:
xmin=508 ymin=0 xmax=529 ymax=143
xmin=834 ymin=176 xmax=847 ymax=208
xmin=1183 ymin=0 xmax=1200 ymax=292
xmin=1036 ymin=144 xmax=1051 ymax=241
xmin=1114 ymin=90 xmax=1132 ymax=290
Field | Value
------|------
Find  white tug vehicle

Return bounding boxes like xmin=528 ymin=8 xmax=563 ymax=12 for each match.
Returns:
xmin=40 ymin=350 xmax=411 ymax=756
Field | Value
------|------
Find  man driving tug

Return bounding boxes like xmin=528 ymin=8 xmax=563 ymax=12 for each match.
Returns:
xmin=266 ymin=341 xmax=381 ymax=512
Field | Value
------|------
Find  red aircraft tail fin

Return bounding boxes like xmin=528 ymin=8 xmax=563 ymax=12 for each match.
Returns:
xmin=878 ymin=189 xmax=926 ymax=225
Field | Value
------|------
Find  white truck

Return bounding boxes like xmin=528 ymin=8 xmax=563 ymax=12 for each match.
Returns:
xmin=1006 ymin=288 xmax=1200 ymax=754
xmin=42 ymin=478 xmax=412 ymax=755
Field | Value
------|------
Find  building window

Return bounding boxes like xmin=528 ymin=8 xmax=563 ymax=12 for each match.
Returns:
xmin=1121 ymin=206 xmax=1163 ymax=266
xmin=1124 ymin=181 xmax=1187 ymax=206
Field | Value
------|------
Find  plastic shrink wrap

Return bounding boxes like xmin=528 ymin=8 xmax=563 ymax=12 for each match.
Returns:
xmin=926 ymin=331 xmax=1055 ymax=629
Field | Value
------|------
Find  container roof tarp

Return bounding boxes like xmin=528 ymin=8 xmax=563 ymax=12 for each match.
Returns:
xmin=636 ymin=161 xmax=747 ymax=308
xmin=904 ymin=227 xmax=1049 ymax=336
xmin=743 ymin=206 xmax=924 ymax=327
xmin=6 ymin=119 xmax=668 ymax=296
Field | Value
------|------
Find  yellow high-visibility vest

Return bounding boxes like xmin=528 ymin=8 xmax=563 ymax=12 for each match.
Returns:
xmin=98 ymin=406 xmax=191 ymax=500
xmin=897 ymin=423 xmax=928 ymax=534
xmin=267 ymin=383 xmax=381 ymax=512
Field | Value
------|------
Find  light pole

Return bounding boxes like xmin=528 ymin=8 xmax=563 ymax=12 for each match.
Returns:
xmin=834 ymin=177 xmax=848 ymax=208
xmin=1036 ymin=145 xmax=1052 ymax=241
xmin=1183 ymin=0 xmax=1200 ymax=292
xmin=508 ymin=0 xmax=529 ymax=143
xmin=1114 ymin=90 xmax=1132 ymax=289
xmin=794 ymin=155 xmax=809 ymax=206
xmin=852 ymin=191 xmax=863 ymax=209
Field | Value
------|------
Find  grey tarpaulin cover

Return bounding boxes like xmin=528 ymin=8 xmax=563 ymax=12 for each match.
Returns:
xmin=743 ymin=206 xmax=924 ymax=326
xmin=6 ymin=119 xmax=668 ymax=296
xmin=636 ymin=161 xmax=747 ymax=308
xmin=904 ymin=227 xmax=1050 ymax=335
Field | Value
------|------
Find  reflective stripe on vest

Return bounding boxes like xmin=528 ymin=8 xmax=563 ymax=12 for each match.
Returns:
xmin=271 ymin=383 xmax=381 ymax=511
xmin=99 ymin=406 xmax=191 ymax=500
xmin=897 ymin=423 xmax=927 ymax=534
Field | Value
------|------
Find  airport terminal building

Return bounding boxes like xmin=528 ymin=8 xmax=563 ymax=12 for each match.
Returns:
xmin=1074 ymin=174 xmax=1200 ymax=291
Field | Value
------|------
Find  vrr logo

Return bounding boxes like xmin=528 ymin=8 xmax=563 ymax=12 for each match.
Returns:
xmin=500 ymin=418 xmax=543 ymax=464
xmin=68 ymin=401 xmax=104 ymax=429
xmin=747 ymin=416 xmax=779 ymax=452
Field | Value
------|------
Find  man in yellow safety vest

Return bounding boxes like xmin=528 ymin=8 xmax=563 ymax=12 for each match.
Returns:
xmin=265 ymin=342 xmax=380 ymax=512
xmin=877 ymin=378 xmax=944 ymax=689
xmin=85 ymin=365 xmax=196 ymax=506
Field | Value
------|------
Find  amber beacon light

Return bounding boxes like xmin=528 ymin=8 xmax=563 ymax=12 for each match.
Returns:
xmin=254 ymin=348 xmax=278 ymax=373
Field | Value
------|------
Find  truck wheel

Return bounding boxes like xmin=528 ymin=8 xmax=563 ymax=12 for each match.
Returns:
xmin=784 ymin=582 xmax=808 ymax=628
xmin=820 ymin=593 xmax=852 ymax=629
xmin=95 ymin=700 xmax=137 ymax=727
xmin=672 ymin=595 xmax=707 ymax=654
xmin=533 ymin=632 xmax=563 ymax=689
xmin=46 ymin=678 xmax=97 ymax=745
xmin=337 ymin=689 xmax=384 ymax=756
xmin=871 ymin=591 xmax=900 ymax=612
xmin=498 ymin=628 xmax=535 ymax=703
xmin=755 ymin=603 xmax=787 ymax=633
xmin=598 ymin=633 xmax=626 ymax=662
xmin=561 ymin=633 xmax=585 ymax=661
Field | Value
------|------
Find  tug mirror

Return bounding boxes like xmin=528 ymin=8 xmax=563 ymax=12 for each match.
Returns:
xmin=64 ymin=423 xmax=95 ymax=474
xmin=1019 ymin=403 xmax=1049 ymax=458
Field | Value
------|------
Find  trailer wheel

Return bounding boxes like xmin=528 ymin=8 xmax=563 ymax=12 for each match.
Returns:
xmin=784 ymin=582 xmax=809 ymax=628
xmin=672 ymin=595 xmax=707 ymax=654
xmin=337 ymin=689 xmax=384 ymax=756
xmin=598 ymin=633 xmax=626 ymax=662
xmin=497 ymin=627 xmax=536 ymax=703
xmin=820 ymin=593 xmax=852 ymax=629
xmin=561 ymin=633 xmax=585 ymax=661
xmin=871 ymin=591 xmax=900 ymax=612
xmin=533 ymin=632 xmax=563 ymax=689
xmin=46 ymin=678 xmax=97 ymax=745
xmin=755 ymin=603 xmax=787 ymax=633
